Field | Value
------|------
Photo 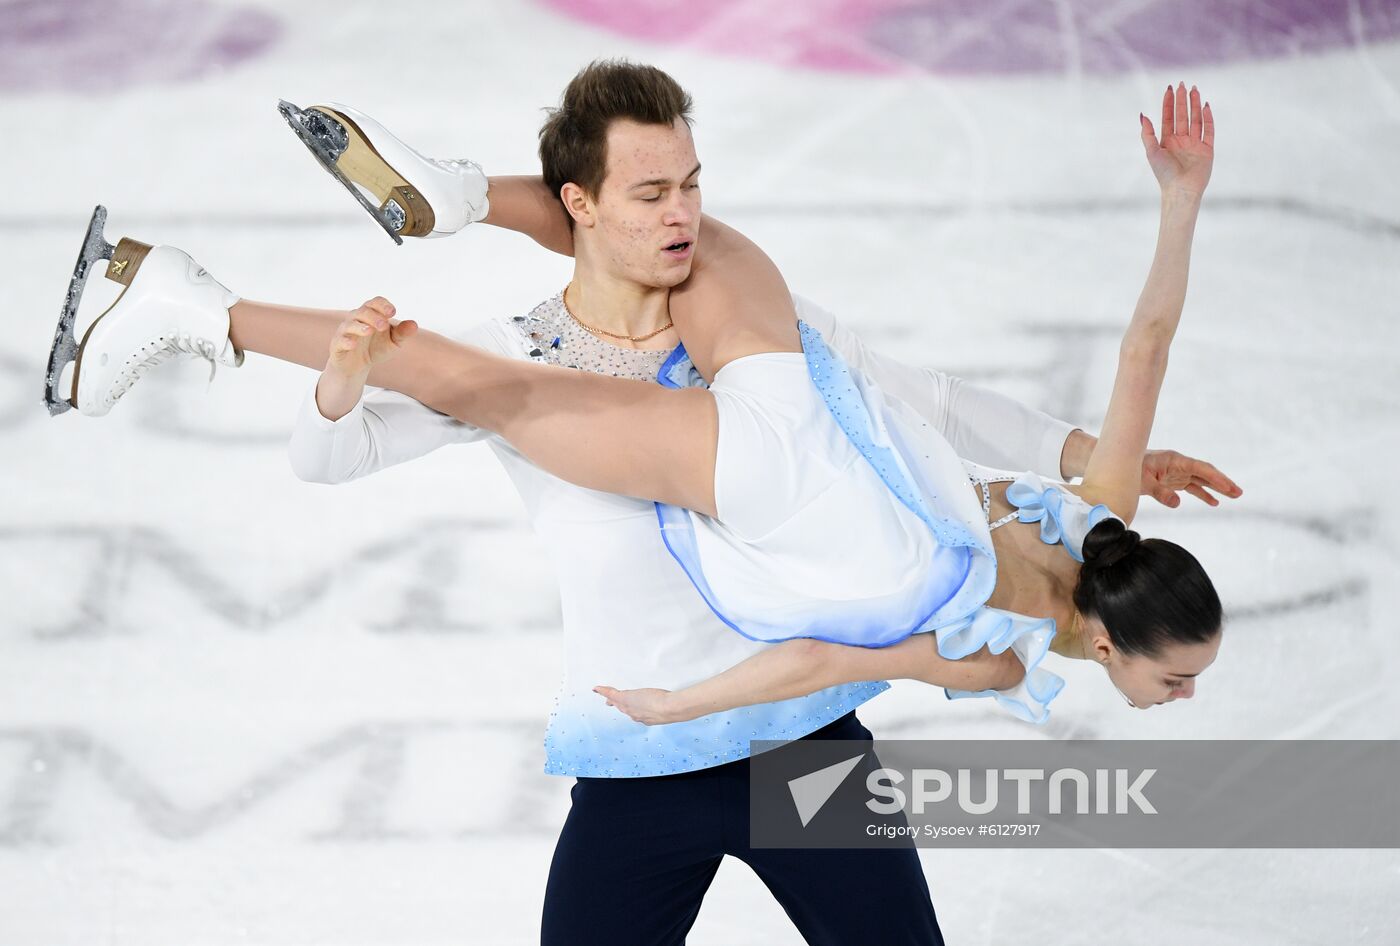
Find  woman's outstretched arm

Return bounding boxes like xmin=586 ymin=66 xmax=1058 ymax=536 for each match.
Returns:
xmin=1078 ymin=83 xmax=1215 ymax=524
xmin=594 ymin=635 xmax=1025 ymax=726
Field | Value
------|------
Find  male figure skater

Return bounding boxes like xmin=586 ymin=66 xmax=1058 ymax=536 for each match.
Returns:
xmin=280 ymin=61 xmax=1236 ymax=944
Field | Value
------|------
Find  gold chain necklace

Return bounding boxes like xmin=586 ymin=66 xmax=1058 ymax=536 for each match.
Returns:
xmin=562 ymin=283 xmax=674 ymax=342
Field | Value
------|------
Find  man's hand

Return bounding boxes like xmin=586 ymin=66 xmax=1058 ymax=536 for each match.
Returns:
xmin=1140 ymin=448 xmax=1241 ymax=508
xmin=1061 ymin=431 xmax=1241 ymax=508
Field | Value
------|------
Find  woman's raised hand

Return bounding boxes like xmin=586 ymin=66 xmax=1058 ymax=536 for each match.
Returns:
xmin=1140 ymin=82 xmax=1214 ymax=198
xmin=327 ymin=296 xmax=418 ymax=377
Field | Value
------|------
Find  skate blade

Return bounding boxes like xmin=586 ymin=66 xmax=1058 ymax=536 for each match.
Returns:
xmin=312 ymin=104 xmax=437 ymax=238
xmin=277 ymin=99 xmax=421 ymax=245
xmin=44 ymin=205 xmax=114 ymax=416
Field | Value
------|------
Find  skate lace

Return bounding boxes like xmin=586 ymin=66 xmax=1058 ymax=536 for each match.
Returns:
xmin=106 ymin=334 xmax=222 ymax=405
xmin=435 ymin=157 xmax=484 ymax=176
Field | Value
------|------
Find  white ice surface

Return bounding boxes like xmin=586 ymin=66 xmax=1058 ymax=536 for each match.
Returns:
xmin=2 ymin=1 xmax=1399 ymax=944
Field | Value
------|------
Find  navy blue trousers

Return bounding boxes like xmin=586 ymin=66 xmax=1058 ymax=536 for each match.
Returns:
xmin=541 ymin=712 xmax=944 ymax=945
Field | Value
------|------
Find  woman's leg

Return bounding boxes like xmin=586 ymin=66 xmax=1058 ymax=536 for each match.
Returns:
xmin=403 ymin=333 xmax=720 ymax=515
xmin=668 ymin=216 xmax=803 ymax=382
xmin=231 ymin=297 xmax=720 ymax=513
xmin=479 ymin=175 xmax=576 ymax=257
xmin=227 ymin=301 xmax=343 ymax=370
xmin=223 ymin=175 xmax=811 ymax=513
xmin=228 ymin=299 xmax=470 ymax=394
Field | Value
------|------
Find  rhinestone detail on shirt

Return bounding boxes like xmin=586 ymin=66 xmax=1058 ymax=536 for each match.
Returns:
xmin=509 ymin=289 xmax=673 ymax=381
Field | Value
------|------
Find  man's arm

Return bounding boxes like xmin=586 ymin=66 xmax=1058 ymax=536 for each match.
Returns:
xmin=481 ymin=176 xmax=575 ymax=256
xmin=1058 ymin=428 xmax=1238 ymax=507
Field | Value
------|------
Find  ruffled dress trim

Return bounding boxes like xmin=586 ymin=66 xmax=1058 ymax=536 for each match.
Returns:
xmin=1004 ymin=471 xmax=1118 ymax=563
xmin=936 ymin=474 xmax=1120 ymax=722
xmin=939 ymin=607 xmax=1063 ymax=724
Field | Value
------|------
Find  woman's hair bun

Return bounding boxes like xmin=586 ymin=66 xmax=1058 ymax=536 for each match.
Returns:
xmin=1082 ymin=518 xmax=1140 ymax=570
xmin=1072 ymin=521 xmax=1222 ymax=658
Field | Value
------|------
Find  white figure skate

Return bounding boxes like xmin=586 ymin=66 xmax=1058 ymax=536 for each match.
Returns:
xmin=277 ymin=100 xmax=489 ymax=244
xmin=44 ymin=206 xmax=243 ymax=417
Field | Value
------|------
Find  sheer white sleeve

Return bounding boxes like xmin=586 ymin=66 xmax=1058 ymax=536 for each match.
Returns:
xmin=287 ymin=319 xmax=508 ymax=484
xmin=793 ymin=295 xmax=1077 ymax=478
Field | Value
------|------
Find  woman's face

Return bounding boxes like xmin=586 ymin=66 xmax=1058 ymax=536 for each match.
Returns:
xmin=1087 ymin=619 xmax=1222 ymax=709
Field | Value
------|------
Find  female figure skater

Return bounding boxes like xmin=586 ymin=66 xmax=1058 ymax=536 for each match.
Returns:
xmin=48 ymin=83 xmax=1222 ymax=725
xmin=325 ymin=81 xmax=1221 ymax=724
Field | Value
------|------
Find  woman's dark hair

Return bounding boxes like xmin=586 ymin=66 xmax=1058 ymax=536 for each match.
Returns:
xmin=1072 ymin=519 xmax=1222 ymax=657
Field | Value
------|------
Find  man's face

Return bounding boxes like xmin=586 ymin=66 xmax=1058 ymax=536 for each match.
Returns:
xmin=583 ymin=117 xmax=701 ymax=289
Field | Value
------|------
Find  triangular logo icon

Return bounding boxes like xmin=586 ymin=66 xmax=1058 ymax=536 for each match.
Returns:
xmin=787 ymin=754 xmax=865 ymax=827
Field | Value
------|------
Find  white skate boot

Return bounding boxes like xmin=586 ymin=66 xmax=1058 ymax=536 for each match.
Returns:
xmin=278 ymin=100 xmax=489 ymax=244
xmin=44 ymin=206 xmax=243 ymax=417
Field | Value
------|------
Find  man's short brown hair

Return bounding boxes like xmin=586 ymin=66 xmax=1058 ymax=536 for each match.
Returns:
xmin=539 ymin=59 xmax=694 ymax=209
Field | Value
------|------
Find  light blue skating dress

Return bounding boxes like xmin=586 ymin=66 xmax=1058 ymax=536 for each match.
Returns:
xmin=654 ymin=322 xmax=1118 ymax=724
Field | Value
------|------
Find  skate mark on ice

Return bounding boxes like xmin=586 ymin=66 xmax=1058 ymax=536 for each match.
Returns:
xmin=127 ymin=369 xmax=296 ymax=444
xmin=1 ymin=519 xmax=561 ymax=639
xmin=726 ymin=196 xmax=1400 ymax=241
xmin=544 ymin=0 xmax=1400 ymax=76
xmin=0 ymin=509 xmax=1370 ymax=640
xmin=1124 ymin=505 xmax=1379 ymax=639
xmin=954 ymin=322 xmax=1112 ymax=423
xmin=0 ymin=720 xmax=560 ymax=845
xmin=0 ymin=0 xmax=280 ymax=93
xmin=846 ymin=320 xmax=1117 ymax=423
xmin=1225 ymin=578 xmax=1369 ymax=622
xmin=0 ymin=352 xmax=32 ymax=429
xmin=8 ymin=195 xmax=1400 ymax=239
